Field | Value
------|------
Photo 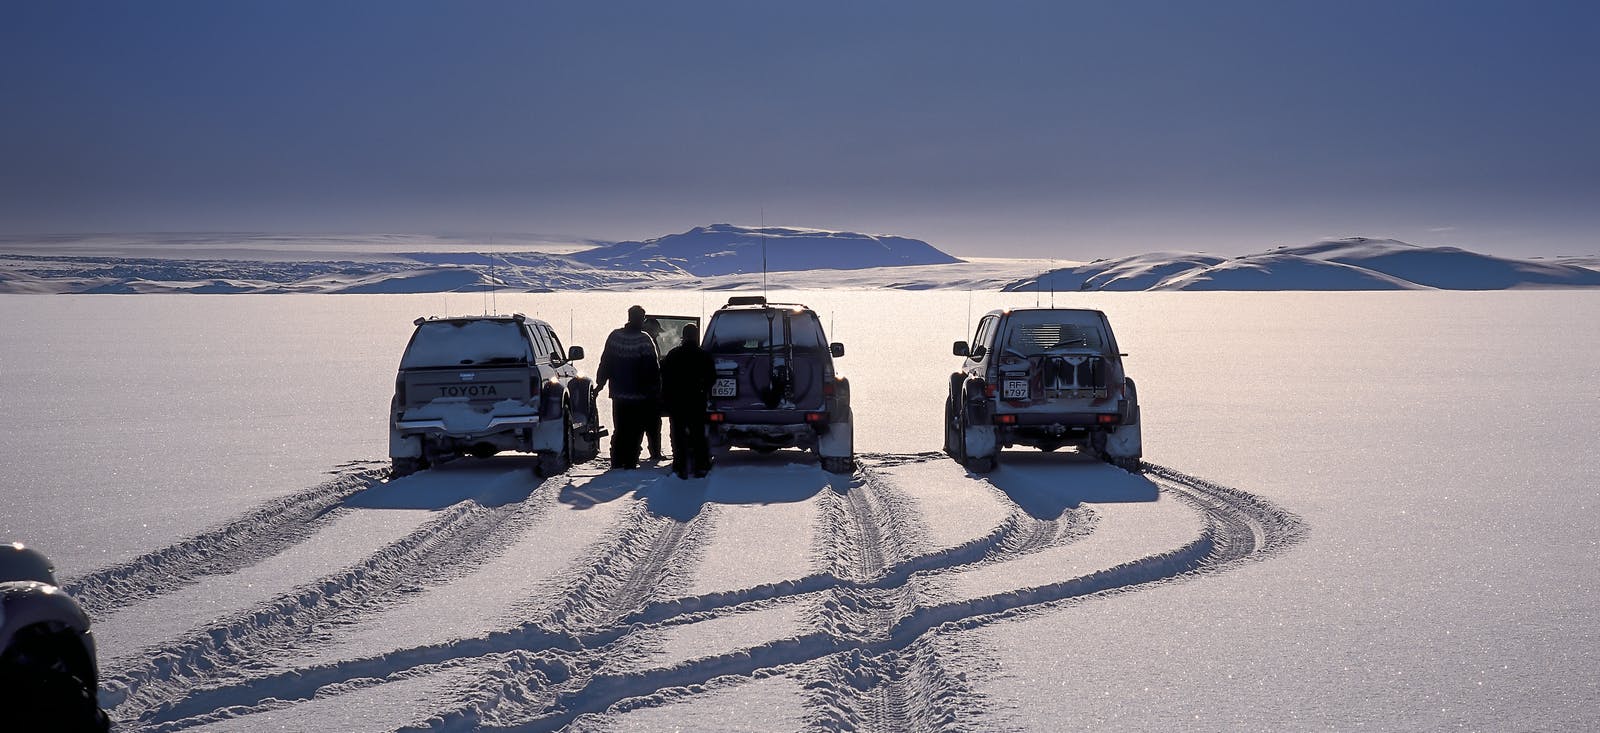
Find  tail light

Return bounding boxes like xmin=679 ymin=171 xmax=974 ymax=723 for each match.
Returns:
xmin=395 ymin=375 xmax=406 ymax=404
xmin=708 ymin=412 xmax=725 ymax=423
xmin=823 ymin=382 xmax=835 ymax=396
xmin=1097 ymin=413 xmax=1119 ymax=424
xmin=805 ymin=412 xmax=826 ymax=424
xmin=994 ymin=414 xmax=1017 ymax=425
xmin=983 ymin=383 xmax=998 ymax=398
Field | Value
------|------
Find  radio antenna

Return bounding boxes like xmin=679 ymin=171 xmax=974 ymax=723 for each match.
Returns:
xmin=482 ymin=251 xmax=490 ymax=316
xmin=760 ymin=208 xmax=768 ymax=300
xmin=966 ymin=288 xmax=973 ymax=338
xmin=1049 ymin=258 xmax=1055 ymax=308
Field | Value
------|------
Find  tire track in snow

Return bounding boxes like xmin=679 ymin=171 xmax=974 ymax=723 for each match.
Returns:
xmin=129 ymin=457 xmax=1302 ymax=733
xmin=62 ymin=463 xmax=388 ymax=617
xmin=798 ymin=458 xmax=1088 ymax=733
xmin=107 ymin=466 xmax=563 ymax=729
xmin=801 ymin=466 xmax=986 ymax=733
xmin=135 ymin=456 xmax=1093 ymax=731
xmin=131 ymin=491 xmax=718 ymax=731
xmin=401 ymin=477 xmax=717 ymax=732
xmin=459 ymin=460 xmax=1303 ymax=733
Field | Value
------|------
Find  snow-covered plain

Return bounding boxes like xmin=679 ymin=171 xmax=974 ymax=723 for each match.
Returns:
xmin=2 ymin=290 xmax=1597 ymax=731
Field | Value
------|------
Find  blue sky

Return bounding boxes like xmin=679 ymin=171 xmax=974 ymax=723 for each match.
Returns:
xmin=3 ymin=1 xmax=1596 ymax=257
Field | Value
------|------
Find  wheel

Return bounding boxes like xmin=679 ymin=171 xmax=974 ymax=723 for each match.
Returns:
xmin=948 ymin=396 xmax=968 ymax=464
xmin=821 ymin=456 xmax=855 ymax=474
xmin=1088 ymin=431 xmax=1109 ymax=460
xmin=943 ymin=393 xmax=960 ymax=457
xmin=391 ymin=457 xmax=425 ymax=478
xmin=0 ymin=626 xmax=108 ymax=732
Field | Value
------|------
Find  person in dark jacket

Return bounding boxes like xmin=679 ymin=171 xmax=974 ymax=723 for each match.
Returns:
xmin=659 ymin=322 xmax=716 ymax=479
xmin=596 ymin=305 xmax=661 ymax=469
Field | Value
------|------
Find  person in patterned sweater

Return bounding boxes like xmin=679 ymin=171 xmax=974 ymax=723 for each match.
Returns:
xmin=595 ymin=305 xmax=661 ymax=469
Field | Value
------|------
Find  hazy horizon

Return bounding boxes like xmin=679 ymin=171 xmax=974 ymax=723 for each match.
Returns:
xmin=5 ymin=1 xmax=1597 ymax=260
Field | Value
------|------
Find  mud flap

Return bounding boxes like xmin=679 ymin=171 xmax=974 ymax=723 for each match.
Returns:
xmin=1106 ymin=377 xmax=1142 ymax=459
xmin=817 ymin=409 xmax=853 ymax=459
xmin=389 ymin=431 xmax=422 ymax=459
xmin=528 ymin=417 xmax=563 ymax=453
xmin=961 ymin=378 xmax=998 ymax=460
xmin=962 ymin=423 xmax=997 ymax=459
xmin=1103 ymin=421 xmax=1141 ymax=459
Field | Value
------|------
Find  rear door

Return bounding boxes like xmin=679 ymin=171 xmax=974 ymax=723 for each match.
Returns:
xmin=645 ymin=315 xmax=700 ymax=360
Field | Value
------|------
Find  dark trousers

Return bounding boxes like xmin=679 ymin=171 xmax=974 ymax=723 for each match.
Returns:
xmin=610 ymin=399 xmax=658 ymax=468
xmin=647 ymin=413 xmax=663 ymax=458
xmin=668 ymin=410 xmax=711 ymax=477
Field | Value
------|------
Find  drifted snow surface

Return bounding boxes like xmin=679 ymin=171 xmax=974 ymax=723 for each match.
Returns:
xmin=1 ymin=291 xmax=1597 ymax=731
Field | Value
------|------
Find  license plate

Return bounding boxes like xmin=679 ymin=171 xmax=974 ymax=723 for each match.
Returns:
xmin=712 ymin=377 xmax=737 ymax=397
xmin=1003 ymin=379 xmax=1029 ymax=399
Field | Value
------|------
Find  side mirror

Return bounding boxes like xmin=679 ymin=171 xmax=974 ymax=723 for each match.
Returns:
xmin=952 ymin=341 xmax=969 ymax=357
xmin=567 ymin=345 xmax=585 ymax=361
xmin=830 ymin=342 xmax=845 ymax=358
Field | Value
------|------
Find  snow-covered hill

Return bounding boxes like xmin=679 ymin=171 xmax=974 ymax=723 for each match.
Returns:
xmin=571 ymin=224 xmax=962 ymax=275
xmin=1004 ymin=237 xmax=1600 ymax=292
xmin=2 ymin=233 xmax=1597 ymax=293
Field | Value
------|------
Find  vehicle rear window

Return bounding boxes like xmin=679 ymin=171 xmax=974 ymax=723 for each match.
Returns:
xmin=401 ymin=320 xmax=532 ymax=368
xmin=1002 ymin=312 xmax=1106 ymax=354
xmin=705 ymin=309 xmax=827 ymax=353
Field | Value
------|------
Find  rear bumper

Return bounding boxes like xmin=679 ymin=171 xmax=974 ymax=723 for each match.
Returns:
xmin=709 ymin=408 xmax=827 ymax=425
xmin=999 ymin=411 xmax=1119 ymax=427
xmin=393 ymin=414 xmax=541 ymax=437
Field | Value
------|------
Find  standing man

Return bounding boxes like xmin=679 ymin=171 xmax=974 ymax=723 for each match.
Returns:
xmin=660 ymin=322 xmax=716 ymax=479
xmin=596 ymin=305 xmax=661 ymax=469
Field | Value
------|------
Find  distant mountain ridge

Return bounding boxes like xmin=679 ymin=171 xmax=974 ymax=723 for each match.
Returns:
xmin=1004 ymin=237 xmax=1600 ymax=292
xmin=1 ymin=232 xmax=1596 ymax=293
xmin=571 ymin=224 xmax=961 ymax=275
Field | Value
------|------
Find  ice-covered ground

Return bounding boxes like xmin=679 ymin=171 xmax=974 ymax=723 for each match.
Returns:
xmin=1 ymin=291 xmax=1596 ymax=731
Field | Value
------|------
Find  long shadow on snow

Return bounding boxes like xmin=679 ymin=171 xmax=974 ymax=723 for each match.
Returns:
xmin=980 ymin=452 xmax=1158 ymax=520
xmin=346 ymin=456 xmax=544 ymax=510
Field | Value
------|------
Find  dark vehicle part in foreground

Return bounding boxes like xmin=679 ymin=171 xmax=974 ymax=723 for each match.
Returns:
xmin=702 ymin=296 xmax=855 ymax=473
xmin=389 ymin=314 xmax=603 ymax=478
xmin=1 ymin=543 xmax=108 ymax=732
xmin=947 ymin=308 xmax=1142 ymax=473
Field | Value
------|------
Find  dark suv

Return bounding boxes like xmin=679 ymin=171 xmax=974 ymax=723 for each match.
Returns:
xmin=947 ymin=307 xmax=1142 ymax=472
xmin=388 ymin=314 xmax=602 ymax=478
xmin=702 ymin=296 xmax=854 ymax=473
xmin=1 ymin=543 xmax=107 ymax=731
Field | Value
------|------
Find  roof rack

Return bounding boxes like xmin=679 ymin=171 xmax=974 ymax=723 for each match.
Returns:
xmin=412 ymin=313 xmax=526 ymax=326
xmin=726 ymin=295 xmax=767 ymax=306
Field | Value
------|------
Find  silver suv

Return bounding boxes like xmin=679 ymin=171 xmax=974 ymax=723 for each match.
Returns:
xmin=389 ymin=314 xmax=602 ymax=477
xmin=702 ymin=296 xmax=855 ymax=473
xmin=946 ymin=308 xmax=1142 ymax=472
